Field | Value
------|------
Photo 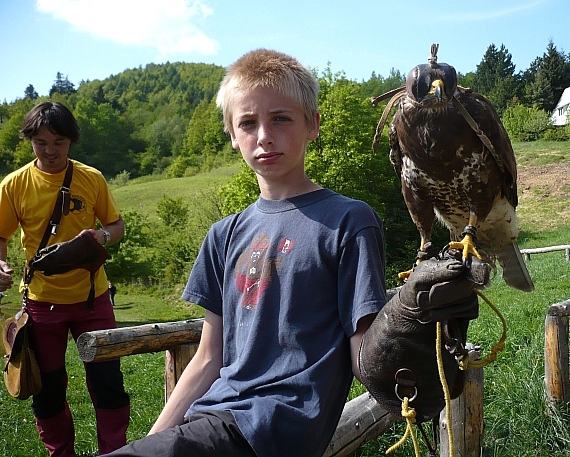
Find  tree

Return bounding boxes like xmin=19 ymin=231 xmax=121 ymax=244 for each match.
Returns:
xmin=457 ymin=71 xmax=476 ymax=89
xmin=0 ymin=100 xmax=8 ymax=123
xmin=181 ymin=99 xmax=227 ymax=158
xmin=49 ymin=72 xmax=76 ymax=96
xmin=360 ymin=68 xmax=405 ymax=99
xmin=525 ymin=40 xmax=570 ymax=112
xmin=72 ymin=100 xmax=136 ymax=176
xmin=473 ymin=44 xmax=519 ymax=114
xmin=24 ymin=84 xmax=39 ymax=100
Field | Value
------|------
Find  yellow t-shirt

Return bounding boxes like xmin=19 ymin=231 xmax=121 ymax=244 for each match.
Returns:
xmin=0 ymin=160 xmax=121 ymax=304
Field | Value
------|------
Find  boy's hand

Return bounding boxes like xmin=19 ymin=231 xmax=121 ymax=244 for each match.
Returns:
xmin=0 ymin=260 xmax=14 ymax=292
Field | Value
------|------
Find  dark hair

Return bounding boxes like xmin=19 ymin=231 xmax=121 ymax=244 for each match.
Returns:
xmin=20 ymin=101 xmax=81 ymax=144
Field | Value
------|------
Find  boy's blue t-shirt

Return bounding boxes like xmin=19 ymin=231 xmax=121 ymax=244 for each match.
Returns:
xmin=182 ymin=189 xmax=387 ymax=457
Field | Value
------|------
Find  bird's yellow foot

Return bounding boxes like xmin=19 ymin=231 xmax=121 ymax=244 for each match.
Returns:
xmin=398 ymin=268 xmax=414 ymax=281
xmin=448 ymin=233 xmax=483 ymax=266
xmin=398 ymin=242 xmax=439 ymax=281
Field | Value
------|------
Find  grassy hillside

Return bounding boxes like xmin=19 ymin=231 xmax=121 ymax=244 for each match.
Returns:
xmin=111 ymin=162 xmax=240 ymax=221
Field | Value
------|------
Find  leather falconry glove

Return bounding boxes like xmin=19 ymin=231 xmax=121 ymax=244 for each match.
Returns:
xmin=359 ymin=253 xmax=488 ymax=422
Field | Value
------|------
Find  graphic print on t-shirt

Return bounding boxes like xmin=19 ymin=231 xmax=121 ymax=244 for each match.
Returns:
xmin=234 ymin=233 xmax=294 ymax=309
xmin=69 ymin=194 xmax=86 ymax=214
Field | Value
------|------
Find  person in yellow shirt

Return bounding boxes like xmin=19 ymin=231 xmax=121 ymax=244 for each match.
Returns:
xmin=0 ymin=101 xmax=130 ymax=457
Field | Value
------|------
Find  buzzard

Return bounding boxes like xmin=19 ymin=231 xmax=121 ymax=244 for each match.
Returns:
xmin=372 ymin=44 xmax=534 ymax=292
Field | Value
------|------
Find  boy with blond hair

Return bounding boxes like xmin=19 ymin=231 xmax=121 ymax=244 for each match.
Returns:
xmin=104 ymin=49 xmax=476 ymax=457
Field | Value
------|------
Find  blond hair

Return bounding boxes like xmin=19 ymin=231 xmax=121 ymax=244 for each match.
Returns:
xmin=216 ymin=49 xmax=319 ymax=133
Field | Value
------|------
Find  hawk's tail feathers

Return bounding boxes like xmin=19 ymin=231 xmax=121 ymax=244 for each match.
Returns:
xmin=498 ymin=242 xmax=535 ymax=292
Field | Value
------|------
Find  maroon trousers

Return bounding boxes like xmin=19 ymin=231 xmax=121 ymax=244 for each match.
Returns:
xmin=26 ymin=292 xmax=130 ymax=457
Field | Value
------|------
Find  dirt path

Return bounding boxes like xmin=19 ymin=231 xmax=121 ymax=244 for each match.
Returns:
xmin=517 ymin=162 xmax=570 ymax=230
xmin=518 ymin=162 xmax=570 ymax=198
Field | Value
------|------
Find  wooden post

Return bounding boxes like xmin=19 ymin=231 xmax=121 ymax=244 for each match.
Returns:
xmin=544 ymin=300 xmax=570 ymax=405
xmin=324 ymin=393 xmax=396 ymax=456
xmin=439 ymin=346 xmax=484 ymax=457
xmin=165 ymin=343 xmax=199 ymax=401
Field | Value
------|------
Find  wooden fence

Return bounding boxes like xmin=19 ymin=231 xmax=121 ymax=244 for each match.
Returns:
xmin=521 ymin=244 xmax=570 ymax=261
xmin=77 ymin=317 xmax=484 ymax=456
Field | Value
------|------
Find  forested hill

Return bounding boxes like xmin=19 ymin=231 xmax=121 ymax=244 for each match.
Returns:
xmin=0 ymin=62 xmax=229 ymax=179
xmin=1 ymin=40 xmax=569 ymax=181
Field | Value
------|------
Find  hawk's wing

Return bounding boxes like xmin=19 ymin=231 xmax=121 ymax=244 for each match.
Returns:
xmin=456 ymin=90 xmax=518 ymax=208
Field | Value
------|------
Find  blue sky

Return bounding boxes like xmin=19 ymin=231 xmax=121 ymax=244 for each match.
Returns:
xmin=1 ymin=0 xmax=568 ymax=104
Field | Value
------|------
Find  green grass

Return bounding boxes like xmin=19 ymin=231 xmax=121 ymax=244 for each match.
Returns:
xmin=512 ymin=140 xmax=570 ymax=168
xmin=2 ymin=141 xmax=570 ymax=456
xmin=110 ymin=162 xmax=240 ymax=221
xmin=0 ymin=286 xmax=200 ymax=457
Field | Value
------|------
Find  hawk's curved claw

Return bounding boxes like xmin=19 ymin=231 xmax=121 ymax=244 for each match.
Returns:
xmin=398 ymin=268 xmax=413 ymax=281
xmin=448 ymin=233 xmax=483 ymax=268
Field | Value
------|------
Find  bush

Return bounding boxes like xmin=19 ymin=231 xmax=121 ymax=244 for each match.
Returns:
xmin=541 ymin=125 xmax=570 ymax=141
xmin=502 ymin=104 xmax=552 ymax=141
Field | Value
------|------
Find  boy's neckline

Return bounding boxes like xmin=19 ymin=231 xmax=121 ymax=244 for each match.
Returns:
xmin=256 ymin=188 xmax=333 ymax=213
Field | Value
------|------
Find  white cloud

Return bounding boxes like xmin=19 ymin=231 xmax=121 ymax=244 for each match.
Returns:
xmin=439 ymin=1 xmax=546 ymax=21
xmin=35 ymin=0 xmax=219 ymax=56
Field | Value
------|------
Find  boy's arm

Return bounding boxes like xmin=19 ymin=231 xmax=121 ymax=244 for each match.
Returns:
xmin=148 ymin=309 xmax=224 ymax=435
xmin=350 ymin=313 xmax=377 ymax=382
xmin=0 ymin=237 xmax=14 ymax=292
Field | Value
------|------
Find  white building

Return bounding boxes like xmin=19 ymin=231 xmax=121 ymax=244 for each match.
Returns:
xmin=551 ymin=87 xmax=570 ymax=126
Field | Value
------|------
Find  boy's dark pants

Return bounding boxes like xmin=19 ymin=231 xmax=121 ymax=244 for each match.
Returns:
xmin=100 ymin=410 xmax=256 ymax=457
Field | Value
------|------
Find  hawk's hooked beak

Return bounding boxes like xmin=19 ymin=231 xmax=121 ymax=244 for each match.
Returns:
xmin=429 ymin=79 xmax=445 ymax=103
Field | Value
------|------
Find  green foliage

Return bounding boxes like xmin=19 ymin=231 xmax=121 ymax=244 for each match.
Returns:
xmin=104 ymin=209 xmax=155 ymax=284
xmin=219 ymin=162 xmax=260 ymax=215
xmin=72 ymin=99 xmax=137 ymax=177
xmin=0 ymin=112 xmax=25 ymax=152
xmin=109 ymin=170 xmax=131 ymax=187
xmin=502 ymin=103 xmax=552 ymax=141
xmin=181 ymin=98 xmax=228 ymax=157
xmin=457 ymin=71 xmax=475 ymax=89
xmin=24 ymin=84 xmax=39 ymax=100
xmin=156 ymin=195 xmax=189 ymax=228
xmin=359 ymin=68 xmax=405 ymax=99
xmin=524 ymin=40 xmax=570 ymax=113
xmin=49 ymin=72 xmax=77 ymax=96
xmin=541 ymin=125 xmax=570 ymax=141
xmin=472 ymin=44 xmax=520 ymax=115
xmin=12 ymin=139 xmax=34 ymax=169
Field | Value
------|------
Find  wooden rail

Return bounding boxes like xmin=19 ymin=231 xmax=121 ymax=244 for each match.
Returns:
xmin=521 ymin=244 xmax=570 ymax=261
xmin=77 ymin=318 xmax=397 ymax=455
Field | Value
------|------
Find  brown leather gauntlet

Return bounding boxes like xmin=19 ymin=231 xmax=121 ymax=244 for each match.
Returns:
xmin=358 ymin=255 xmax=487 ymax=422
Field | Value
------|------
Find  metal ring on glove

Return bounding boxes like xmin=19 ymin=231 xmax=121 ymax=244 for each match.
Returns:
xmin=395 ymin=384 xmax=417 ymax=402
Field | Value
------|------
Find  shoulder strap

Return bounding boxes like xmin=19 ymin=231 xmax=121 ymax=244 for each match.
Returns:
xmin=23 ymin=161 xmax=74 ymax=289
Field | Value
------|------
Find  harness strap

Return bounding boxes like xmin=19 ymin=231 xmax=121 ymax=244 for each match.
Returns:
xmin=23 ymin=161 xmax=74 ymax=298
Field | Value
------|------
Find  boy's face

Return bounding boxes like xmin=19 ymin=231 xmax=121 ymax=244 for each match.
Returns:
xmin=31 ymin=125 xmax=71 ymax=174
xmin=230 ymin=87 xmax=319 ymax=190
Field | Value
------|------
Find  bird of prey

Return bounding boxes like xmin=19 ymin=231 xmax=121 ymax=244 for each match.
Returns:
xmin=372 ymin=44 xmax=534 ymax=292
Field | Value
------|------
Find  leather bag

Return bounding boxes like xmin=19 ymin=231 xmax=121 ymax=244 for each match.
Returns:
xmin=2 ymin=310 xmax=42 ymax=400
